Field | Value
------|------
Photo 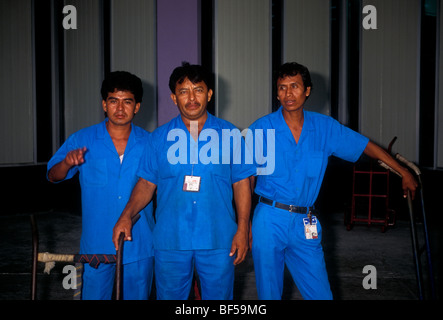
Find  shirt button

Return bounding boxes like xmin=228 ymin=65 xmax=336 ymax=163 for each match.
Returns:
xmin=118 ymin=196 xmax=122 ymax=200
xmin=193 ymin=201 xmax=197 ymax=204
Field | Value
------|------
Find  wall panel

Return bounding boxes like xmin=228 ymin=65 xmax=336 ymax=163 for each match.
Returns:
xmin=438 ymin=0 xmax=443 ymax=167
xmin=111 ymin=0 xmax=157 ymax=132
xmin=283 ymin=0 xmax=330 ymax=115
xmin=214 ymin=0 xmax=272 ymax=129
xmin=63 ymin=0 xmax=104 ymax=138
xmin=0 ymin=0 xmax=34 ymax=164
xmin=360 ymin=0 xmax=420 ymax=160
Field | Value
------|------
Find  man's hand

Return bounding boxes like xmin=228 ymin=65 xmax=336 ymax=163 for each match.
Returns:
xmin=111 ymin=178 xmax=157 ymax=251
xmin=112 ymin=216 xmax=133 ymax=251
xmin=401 ymin=170 xmax=418 ymax=200
xmin=363 ymin=141 xmax=418 ymax=200
xmin=48 ymin=147 xmax=87 ymax=182
xmin=64 ymin=147 xmax=87 ymax=167
xmin=230 ymin=229 xmax=248 ymax=265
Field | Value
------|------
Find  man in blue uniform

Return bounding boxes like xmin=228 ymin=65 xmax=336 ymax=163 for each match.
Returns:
xmin=113 ymin=62 xmax=255 ymax=300
xmin=248 ymin=62 xmax=418 ymax=300
xmin=47 ymin=71 xmax=154 ymax=300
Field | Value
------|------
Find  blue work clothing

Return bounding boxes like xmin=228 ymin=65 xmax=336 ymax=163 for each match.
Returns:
xmin=154 ymin=249 xmax=234 ymax=300
xmin=137 ymin=112 xmax=255 ymax=250
xmin=249 ymin=107 xmax=369 ymax=300
xmin=137 ymin=112 xmax=255 ymax=299
xmin=47 ymin=119 xmax=154 ymax=299
xmin=82 ymin=257 xmax=154 ymax=300
xmin=252 ymin=202 xmax=332 ymax=299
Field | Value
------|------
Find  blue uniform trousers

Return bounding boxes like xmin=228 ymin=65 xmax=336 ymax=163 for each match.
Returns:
xmin=82 ymin=257 xmax=154 ymax=300
xmin=252 ymin=203 xmax=333 ymax=300
xmin=155 ymin=249 xmax=235 ymax=300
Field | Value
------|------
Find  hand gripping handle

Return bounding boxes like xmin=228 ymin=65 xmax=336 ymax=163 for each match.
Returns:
xmin=378 ymin=160 xmax=402 ymax=177
xmin=395 ymin=153 xmax=421 ymax=176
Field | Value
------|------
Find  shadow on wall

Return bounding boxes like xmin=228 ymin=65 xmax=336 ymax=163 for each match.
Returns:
xmin=304 ymin=72 xmax=329 ymax=115
xmin=214 ymin=75 xmax=230 ymax=120
xmin=133 ymin=80 xmax=157 ymax=132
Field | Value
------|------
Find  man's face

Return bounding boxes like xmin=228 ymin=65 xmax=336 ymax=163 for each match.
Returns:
xmin=102 ymin=90 xmax=140 ymax=127
xmin=276 ymin=74 xmax=311 ymax=113
xmin=170 ymin=78 xmax=213 ymax=121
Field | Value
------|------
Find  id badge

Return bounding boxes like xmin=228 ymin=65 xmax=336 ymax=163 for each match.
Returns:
xmin=183 ymin=175 xmax=201 ymax=192
xmin=303 ymin=216 xmax=318 ymax=240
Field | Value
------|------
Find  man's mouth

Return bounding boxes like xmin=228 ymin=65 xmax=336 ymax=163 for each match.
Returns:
xmin=186 ymin=103 xmax=200 ymax=109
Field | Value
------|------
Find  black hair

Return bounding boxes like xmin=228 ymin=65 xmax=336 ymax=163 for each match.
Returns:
xmin=169 ymin=62 xmax=213 ymax=93
xmin=101 ymin=71 xmax=143 ymax=103
xmin=275 ymin=62 xmax=313 ymax=91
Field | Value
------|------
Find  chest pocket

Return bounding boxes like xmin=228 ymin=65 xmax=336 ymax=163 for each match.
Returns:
xmin=307 ymin=152 xmax=324 ymax=178
xmin=158 ymin=156 xmax=186 ymax=179
xmin=81 ymin=159 xmax=108 ymax=187
xmin=211 ymin=162 xmax=231 ymax=179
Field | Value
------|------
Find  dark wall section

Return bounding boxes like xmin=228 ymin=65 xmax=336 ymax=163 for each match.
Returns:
xmin=1 ymin=165 xmax=81 ymax=215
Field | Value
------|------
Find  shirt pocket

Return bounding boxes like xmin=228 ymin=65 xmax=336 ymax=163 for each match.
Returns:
xmin=211 ymin=163 xmax=232 ymax=182
xmin=307 ymin=152 xmax=324 ymax=178
xmin=81 ymin=159 xmax=108 ymax=187
xmin=158 ymin=162 xmax=184 ymax=179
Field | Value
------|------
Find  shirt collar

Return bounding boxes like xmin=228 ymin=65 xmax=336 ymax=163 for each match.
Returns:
xmin=96 ymin=118 xmax=142 ymax=155
xmin=174 ymin=111 xmax=219 ymax=133
xmin=97 ymin=118 xmax=142 ymax=138
xmin=275 ymin=106 xmax=314 ymax=132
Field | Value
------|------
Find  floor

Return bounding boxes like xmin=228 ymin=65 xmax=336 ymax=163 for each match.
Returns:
xmin=0 ymin=209 xmax=439 ymax=301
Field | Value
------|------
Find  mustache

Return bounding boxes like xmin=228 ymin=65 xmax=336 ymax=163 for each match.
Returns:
xmin=186 ymin=102 xmax=201 ymax=107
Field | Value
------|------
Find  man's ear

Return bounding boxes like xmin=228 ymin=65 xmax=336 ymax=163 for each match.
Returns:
xmin=170 ymin=93 xmax=177 ymax=105
xmin=134 ymin=102 xmax=141 ymax=114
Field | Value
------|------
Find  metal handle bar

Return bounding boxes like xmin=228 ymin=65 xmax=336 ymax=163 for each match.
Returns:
xmin=395 ymin=153 xmax=421 ymax=176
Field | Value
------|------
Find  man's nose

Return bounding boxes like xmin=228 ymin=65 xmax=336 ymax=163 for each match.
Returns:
xmin=286 ymin=89 xmax=293 ymax=97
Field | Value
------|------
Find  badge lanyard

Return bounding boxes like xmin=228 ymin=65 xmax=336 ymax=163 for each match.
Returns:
xmin=303 ymin=211 xmax=318 ymax=240
xmin=183 ymin=140 xmax=201 ymax=192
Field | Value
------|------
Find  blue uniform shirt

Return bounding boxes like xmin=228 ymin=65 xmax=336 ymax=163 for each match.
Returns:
xmin=249 ymin=107 xmax=369 ymax=207
xmin=47 ymin=119 xmax=154 ymax=263
xmin=137 ymin=112 xmax=256 ymax=251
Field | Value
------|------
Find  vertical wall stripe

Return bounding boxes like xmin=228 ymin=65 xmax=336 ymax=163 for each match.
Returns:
xmin=0 ymin=0 xmax=34 ymax=164
xmin=438 ymin=0 xmax=443 ymax=167
xmin=111 ymin=0 xmax=157 ymax=132
xmin=338 ymin=0 xmax=349 ymax=125
xmin=360 ymin=0 xmax=420 ymax=160
xmin=283 ymin=0 xmax=331 ymax=116
xmin=214 ymin=0 xmax=272 ymax=129
xmin=156 ymin=0 xmax=201 ymax=126
xmin=63 ymin=0 xmax=104 ymax=138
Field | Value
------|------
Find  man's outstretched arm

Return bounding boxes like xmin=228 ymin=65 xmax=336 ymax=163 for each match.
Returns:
xmin=363 ymin=141 xmax=418 ymax=199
